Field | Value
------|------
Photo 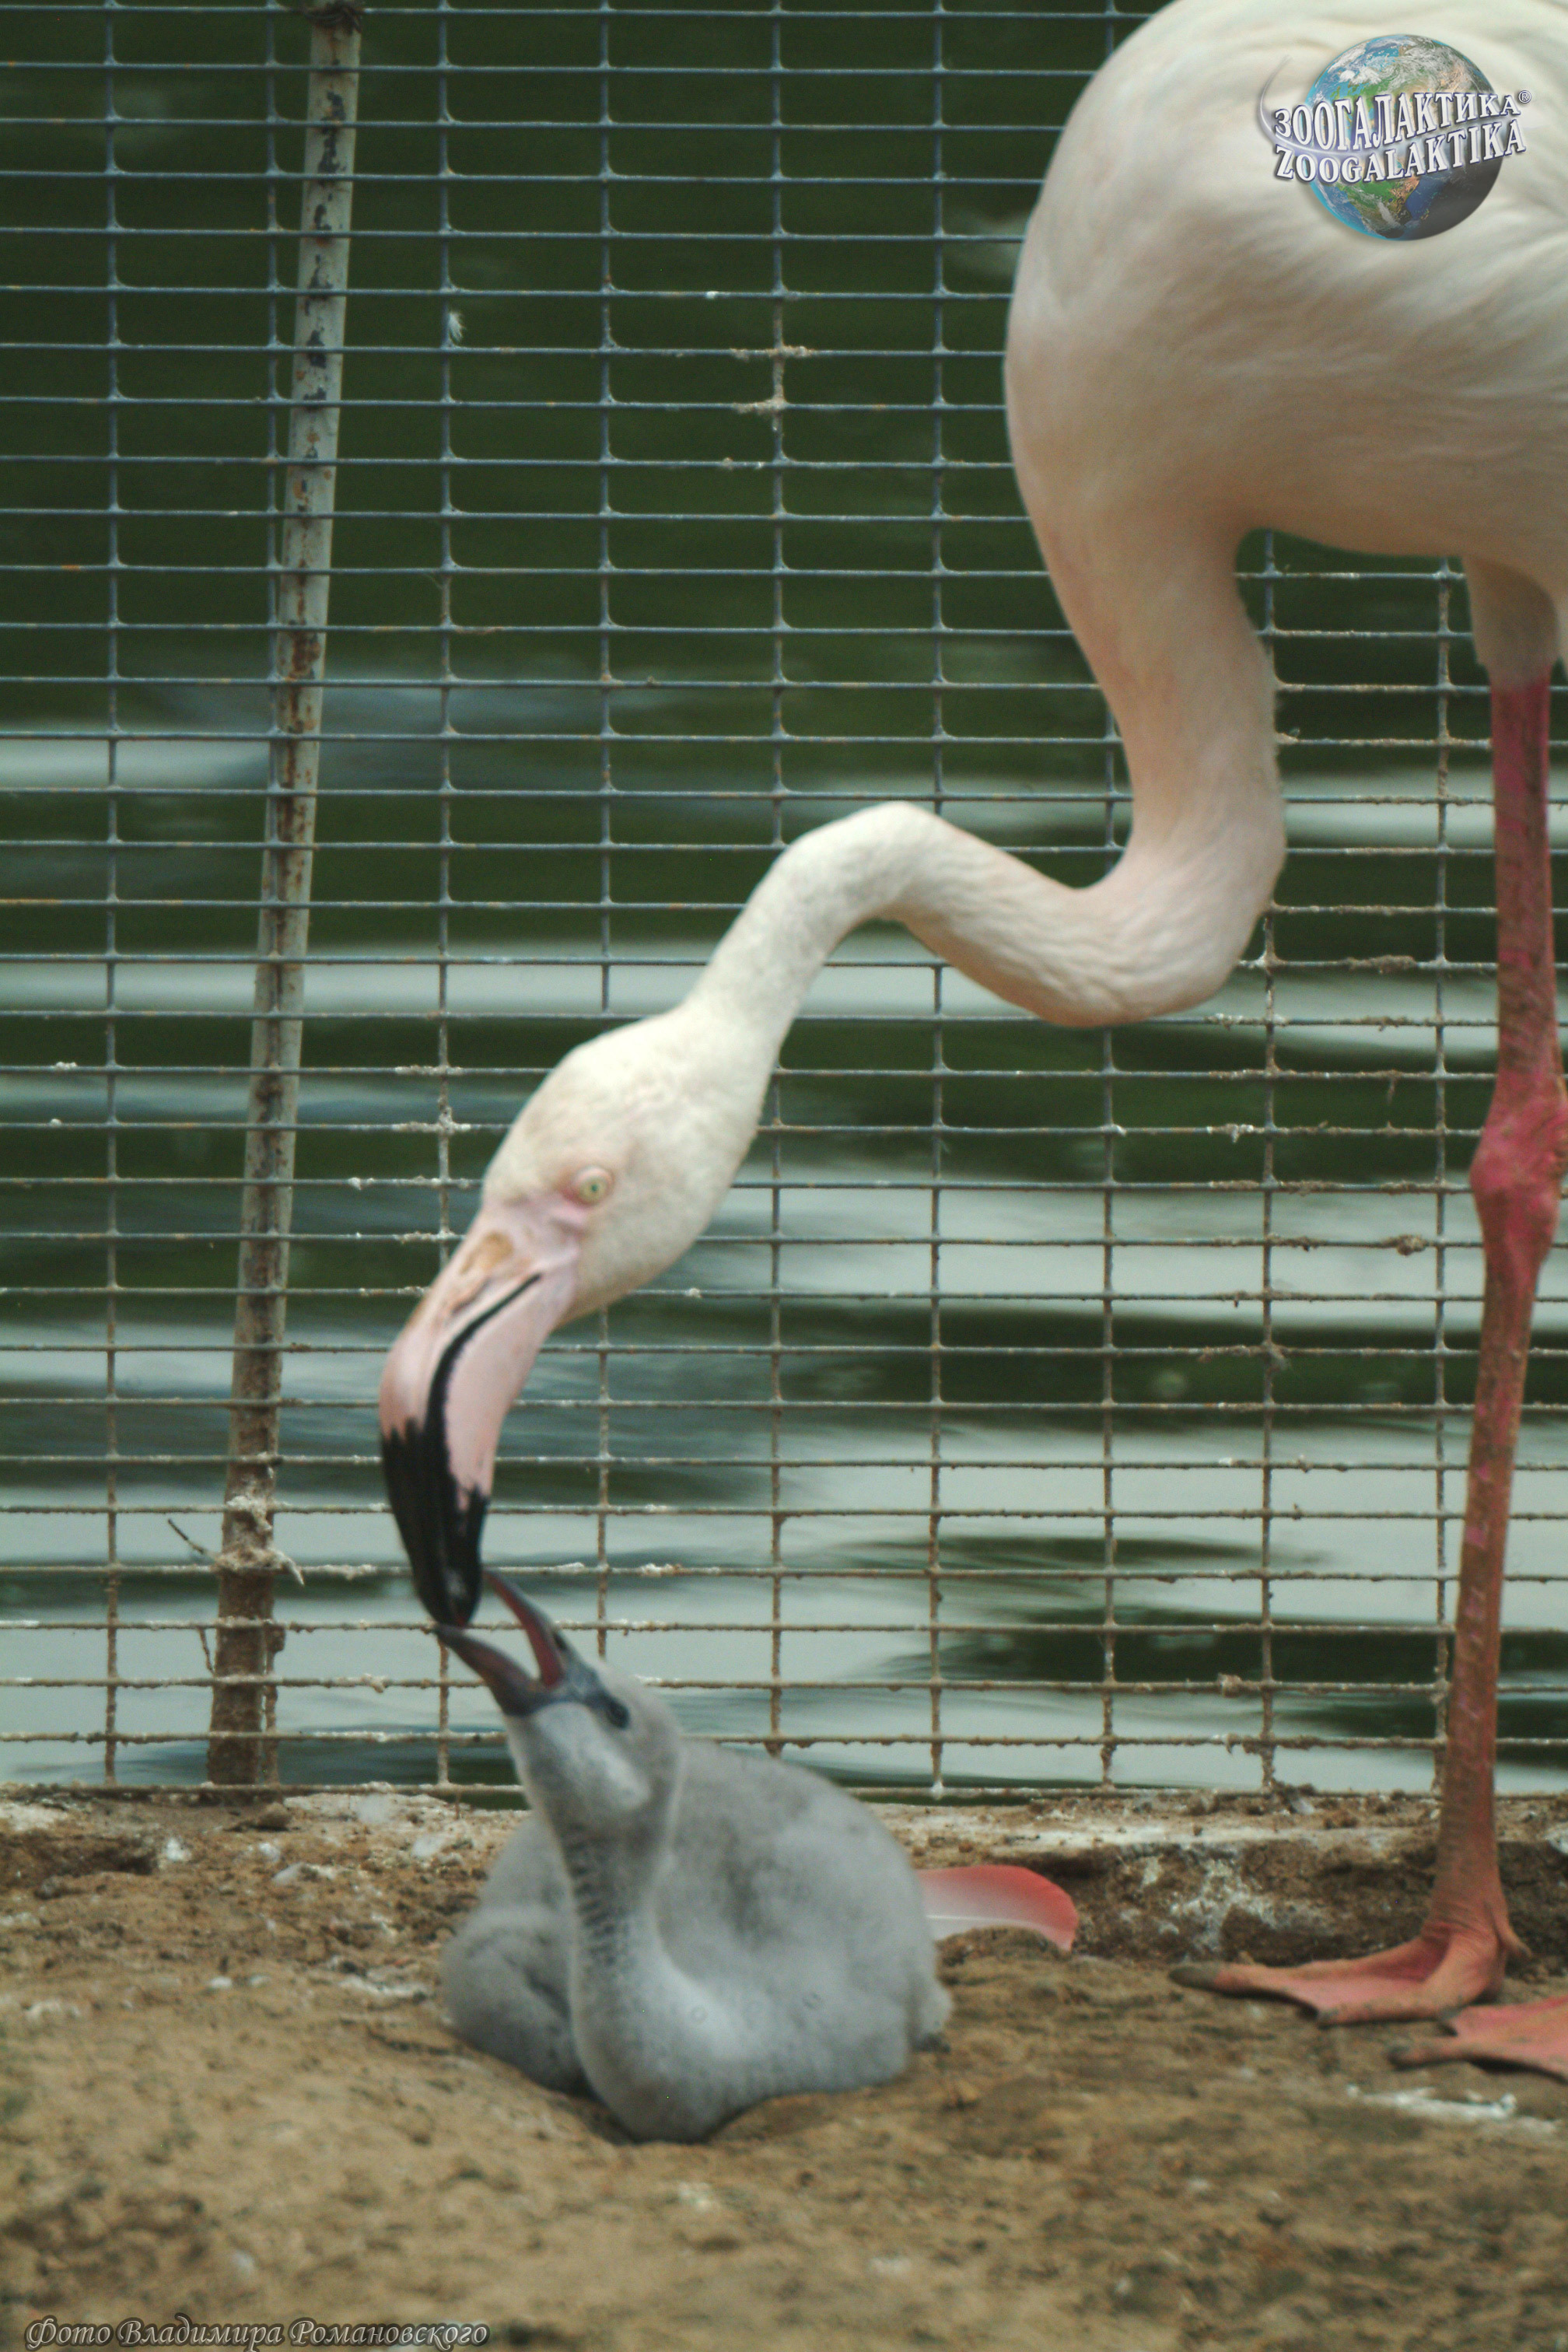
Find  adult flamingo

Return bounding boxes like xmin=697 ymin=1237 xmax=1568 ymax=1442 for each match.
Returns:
xmin=382 ymin=0 xmax=1568 ymax=2076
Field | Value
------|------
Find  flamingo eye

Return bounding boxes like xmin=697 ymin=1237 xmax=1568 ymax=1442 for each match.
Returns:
xmin=572 ymin=1167 xmax=614 ymax=1206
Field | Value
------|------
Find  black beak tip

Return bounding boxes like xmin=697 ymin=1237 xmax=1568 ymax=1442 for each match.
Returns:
xmin=380 ymin=1420 xmax=487 ymax=1628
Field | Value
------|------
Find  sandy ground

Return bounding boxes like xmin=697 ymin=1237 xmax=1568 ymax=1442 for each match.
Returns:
xmin=2 ymin=1785 xmax=1568 ymax=2352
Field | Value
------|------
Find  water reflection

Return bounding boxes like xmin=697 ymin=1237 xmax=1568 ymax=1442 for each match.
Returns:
xmin=1 ymin=2 xmax=1563 ymax=1794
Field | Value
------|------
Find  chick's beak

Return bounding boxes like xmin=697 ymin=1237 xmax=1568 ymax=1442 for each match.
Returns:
xmin=434 ymin=1624 xmax=548 ymax=1717
xmin=435 ymin=1573 xmax=609 ymax=1718
xmin=380 ymin=1199 xmax=583 ymax=1625
xmin=486 ymin=1570 xmax=568 ymax=1686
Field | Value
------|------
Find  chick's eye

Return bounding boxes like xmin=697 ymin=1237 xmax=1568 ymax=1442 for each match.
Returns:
xmin=572 ymin=1166 xmax=614 ymax=1206
xmin=601 ymin=1696 xmax=630 ymax=1732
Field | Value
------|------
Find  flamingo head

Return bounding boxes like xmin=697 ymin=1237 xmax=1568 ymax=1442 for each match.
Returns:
xmin=436 ymin=1574 xmax=681 ymax=1836
xmin=380 ymin=1005 xmax=766 ymax=1623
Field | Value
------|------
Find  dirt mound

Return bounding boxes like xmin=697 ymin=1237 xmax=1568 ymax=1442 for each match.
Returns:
xmin=2 ymin=1789 xmax=1566 ymax=2350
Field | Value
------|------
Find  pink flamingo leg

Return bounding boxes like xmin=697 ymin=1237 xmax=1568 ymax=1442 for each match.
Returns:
xmin=1176 ymin=675 xmax=1568 ymax=2039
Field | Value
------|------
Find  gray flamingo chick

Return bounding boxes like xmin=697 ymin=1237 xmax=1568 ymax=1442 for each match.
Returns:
xmin=437 ymin=1574 xmax=1073 ymax=2142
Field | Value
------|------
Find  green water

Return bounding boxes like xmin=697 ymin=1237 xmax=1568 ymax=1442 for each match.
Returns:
xmin=1 ymin=0 xmax=1563 ymax=1795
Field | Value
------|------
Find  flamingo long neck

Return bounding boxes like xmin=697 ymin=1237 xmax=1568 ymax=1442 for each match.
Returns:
xmin=555 ymin=1828 xmax=744 ymax=2128
xmin=685 ymin=542 xmax=1284 ymax=1070
xmin=558 ymin=1831 xmax=660 ymax=1961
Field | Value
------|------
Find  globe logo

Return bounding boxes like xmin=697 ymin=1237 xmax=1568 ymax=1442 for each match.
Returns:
xmin=1264 ymin=34 xmax=1528 ymax=240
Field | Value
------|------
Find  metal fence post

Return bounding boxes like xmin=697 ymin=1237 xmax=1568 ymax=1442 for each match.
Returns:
xmin=207 ymin=3 xmax=362 ymax=1785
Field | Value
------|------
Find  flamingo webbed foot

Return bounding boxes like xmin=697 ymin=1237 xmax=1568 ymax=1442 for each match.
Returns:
xmin=1388 ymin=1993 xmax=1568 ymax=2083
xmin=1171 ymin=1921 xmax=1514 ymax=2027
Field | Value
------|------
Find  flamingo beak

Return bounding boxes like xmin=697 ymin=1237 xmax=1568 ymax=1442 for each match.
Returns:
xmin=435 ymin=1573 xmax=621 ymax=1720
xmin=379 ymin=1199 xmax=583 ymax=1625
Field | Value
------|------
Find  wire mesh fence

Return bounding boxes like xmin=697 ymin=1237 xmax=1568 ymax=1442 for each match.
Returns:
xmin=3 ymin=0 xmax=1566 ymax=1801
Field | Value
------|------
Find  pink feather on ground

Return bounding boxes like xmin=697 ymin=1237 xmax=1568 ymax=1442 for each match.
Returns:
xmin=918 ymin=1864 xmax=1077 ymax=1952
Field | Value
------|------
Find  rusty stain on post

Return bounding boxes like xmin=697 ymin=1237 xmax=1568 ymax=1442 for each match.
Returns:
xmin=207 ymin=8 xmax=362 ymax=1785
